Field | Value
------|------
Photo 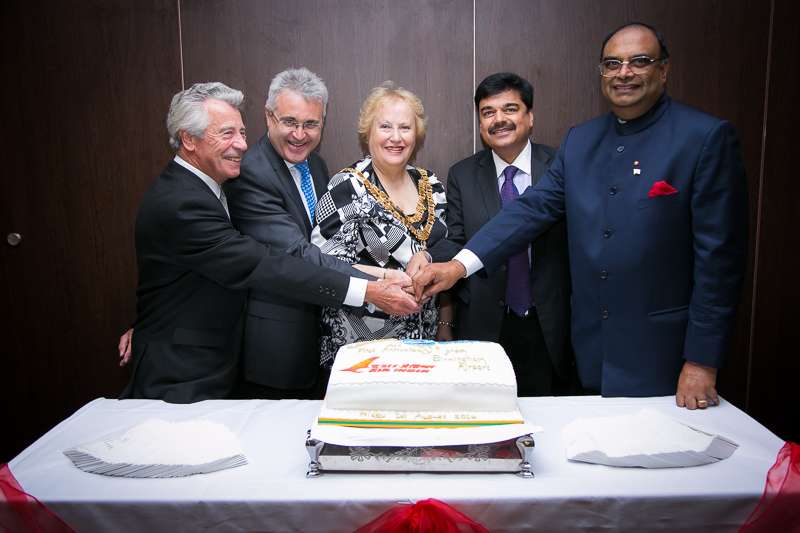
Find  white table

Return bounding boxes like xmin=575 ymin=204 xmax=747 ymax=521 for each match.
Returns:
xmin=9 ymin=396 xmax=783 ymax=532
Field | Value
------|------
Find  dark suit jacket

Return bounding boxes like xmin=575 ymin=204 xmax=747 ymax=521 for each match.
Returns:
xmin=121 ymin=160 xmax=349 ymax=403
xmin=224 ymin=135 xmax=366 ymax=389
xmin=466 ymin=95 xmax=748 ymax=396
xmin=430 ymin=143 xmax=573 ymax=380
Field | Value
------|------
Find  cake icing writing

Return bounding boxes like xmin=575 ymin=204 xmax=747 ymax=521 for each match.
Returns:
xmin=317 ymin=339 xmax=525 ymax=428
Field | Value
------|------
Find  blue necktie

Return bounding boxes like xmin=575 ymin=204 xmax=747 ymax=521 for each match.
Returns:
xmin=296 ymin=161 xmax=316 ymax=224
xmin=500 ymin=165 xmax=533 ymax=316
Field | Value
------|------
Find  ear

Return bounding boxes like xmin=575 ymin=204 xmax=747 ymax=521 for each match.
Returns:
xmin=180 ymin=130 xmax=197 ymax=152
xmin=660 ymin=61 xmax=670 ymax=83
xmin=527 ymin=109 xmax=535 ymax=129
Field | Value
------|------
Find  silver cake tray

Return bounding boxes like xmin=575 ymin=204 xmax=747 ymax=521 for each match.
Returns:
xmin=305 ymin=430 xmax=535 ymax=478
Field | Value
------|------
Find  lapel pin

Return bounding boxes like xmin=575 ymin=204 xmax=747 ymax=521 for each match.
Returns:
xmin=633 ymin=160 xmax=641 ymax=176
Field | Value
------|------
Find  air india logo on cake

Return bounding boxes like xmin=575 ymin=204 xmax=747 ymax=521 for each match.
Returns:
xmin=340 ymin=356 xmax=436 ymax=374
xmin=340 ymin=356 xmax=379 ymax=373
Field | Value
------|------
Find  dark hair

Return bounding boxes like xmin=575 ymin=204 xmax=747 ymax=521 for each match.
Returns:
xmin=600 ymin=22 xmax=670 ymax=60
xmin=474 ymin=72 xmax=534 ymax=111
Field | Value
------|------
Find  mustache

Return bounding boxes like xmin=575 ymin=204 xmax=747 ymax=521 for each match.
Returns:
xmin=489 ymin=121 xmax=516 ymax=134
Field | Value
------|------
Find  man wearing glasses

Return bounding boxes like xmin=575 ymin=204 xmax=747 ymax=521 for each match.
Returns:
xmin=224 ymin=68 xmax=397 ymax=399
xmin=413 ymin=22 xmax=748 ymax=409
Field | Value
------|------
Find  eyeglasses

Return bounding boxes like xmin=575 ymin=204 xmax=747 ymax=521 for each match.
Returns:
xmin=598 ymin=55 xmax=665 ymax=77
xmin=270 ymin=113 xmax=321 ymax=132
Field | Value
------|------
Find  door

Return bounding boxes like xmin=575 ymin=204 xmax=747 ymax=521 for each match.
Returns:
xmin=0 ymin=0 xmax=181 ymax=461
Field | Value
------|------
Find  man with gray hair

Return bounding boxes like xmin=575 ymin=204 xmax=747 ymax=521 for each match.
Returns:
xmin=224 ymin=67 xmax=367 ymax=399
xmin=121 ymin=81 xmax=418 ymax=403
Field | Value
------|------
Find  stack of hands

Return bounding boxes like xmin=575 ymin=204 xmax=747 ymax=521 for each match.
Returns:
xmin=367 ymin=253 xmax=464 ymax=316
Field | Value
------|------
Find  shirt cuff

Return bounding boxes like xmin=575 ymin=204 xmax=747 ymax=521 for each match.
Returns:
xmin=344 ymin=276 xmax=368 ymax=307
xmin=453 ymin=249 xmax=483 ymax=277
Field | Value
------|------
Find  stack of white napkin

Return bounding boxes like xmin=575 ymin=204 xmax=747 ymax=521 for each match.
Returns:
xmin=561 ymin=408 xmax=738 ymax=468
xmin=63 ymin=419 xmax=247 ymax=477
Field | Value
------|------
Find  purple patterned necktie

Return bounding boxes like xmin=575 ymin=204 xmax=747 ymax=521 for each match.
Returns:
xmin=500 ymin=165 xmax=533 ymax=316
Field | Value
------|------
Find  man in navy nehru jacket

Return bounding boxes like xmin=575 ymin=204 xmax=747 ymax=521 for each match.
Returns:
xmin=413 ymin=23 xmax=748 ymax=409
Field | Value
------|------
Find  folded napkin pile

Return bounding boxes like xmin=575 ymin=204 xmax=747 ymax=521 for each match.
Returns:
xmin=63 ymin=418 xmax=247 ymax=477
xmin=561 ymin=408 xmax=738 ymax=468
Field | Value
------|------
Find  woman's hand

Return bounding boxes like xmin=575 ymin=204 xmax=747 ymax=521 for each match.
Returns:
xmin=383 ymin=268 xmax=412 ymax=287
xmin=352 ymin=264 xmax=411 ymax=287
xmin=405 ymin=251 xmax=432 ymax=278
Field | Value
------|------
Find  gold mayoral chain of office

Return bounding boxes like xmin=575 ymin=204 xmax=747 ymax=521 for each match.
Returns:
xmin=344 ymin=166 xmax=436 ymax=242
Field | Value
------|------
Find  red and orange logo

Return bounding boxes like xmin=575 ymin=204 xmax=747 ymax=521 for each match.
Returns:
xmin=339 ymin=356 xmax=436 ymax=374
xmin=340 ymin=356 xmax=379 ymax=373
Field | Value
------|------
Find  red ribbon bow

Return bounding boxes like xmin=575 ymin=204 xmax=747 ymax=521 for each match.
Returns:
xmin=0 ymin=463 xmax=75 ymax=532
xmin=740 ymin=441 xmax=800 ymax=532
xmin=356 ymin=498 xmax=489 ymax=533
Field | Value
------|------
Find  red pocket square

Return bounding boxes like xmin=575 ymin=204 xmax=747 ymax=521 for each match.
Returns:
xmin=648 ymin=180 xmax=678 ymax=198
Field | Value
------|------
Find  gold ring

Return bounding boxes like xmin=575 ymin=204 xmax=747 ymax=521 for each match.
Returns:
xmin=697 ymin=399 xmax=708 ymax=407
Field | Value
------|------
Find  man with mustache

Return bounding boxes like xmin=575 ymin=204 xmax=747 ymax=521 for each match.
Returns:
xmin=121 ymin=82 xmax=418 ymax=403
xmin=428 ymin=73 xmax=576 ymax=396
xmin=414 ymin=23 xmax=748 ymax=409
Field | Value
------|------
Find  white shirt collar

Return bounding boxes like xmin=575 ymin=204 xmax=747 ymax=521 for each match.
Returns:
xmin=492 ymin=140 xmax=532 ymax=178
xmin=173 ymin=155 xmax=223 ymax=199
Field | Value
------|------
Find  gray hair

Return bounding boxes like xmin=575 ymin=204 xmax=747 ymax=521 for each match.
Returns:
xmin=166 ymin=82 xmax=244 ymax=150
xmin=265 ymin=68 xmax=328 ymax=117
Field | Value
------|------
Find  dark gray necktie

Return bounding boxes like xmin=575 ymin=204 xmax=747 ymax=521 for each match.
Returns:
xmin=219 ymin=189 xmax=230 ymax=219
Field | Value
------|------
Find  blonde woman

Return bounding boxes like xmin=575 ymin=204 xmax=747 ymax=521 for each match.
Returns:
xmin=312 ymin=82 xmax=448 ymax=366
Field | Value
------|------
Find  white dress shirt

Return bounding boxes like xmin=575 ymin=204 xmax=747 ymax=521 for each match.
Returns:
xmin=454 ymin=140 xmax=535 ymax=276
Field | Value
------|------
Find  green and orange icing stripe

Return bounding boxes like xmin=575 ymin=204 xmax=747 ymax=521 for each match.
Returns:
xmin=317 ymin=418 xmax=523 ymax=428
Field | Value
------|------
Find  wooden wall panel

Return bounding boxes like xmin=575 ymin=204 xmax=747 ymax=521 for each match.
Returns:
xmin=0 ymin=0 xmax=181 ymax=461
xmin=475 ymin=0 xmax=771 ymax=412
xmin=748 ymin=0 xmax=800 ymax=443
xmin=180 ymin=0 xmax=473 ymax=179
xmin=476 ymin=0 xmax=605 ymax=149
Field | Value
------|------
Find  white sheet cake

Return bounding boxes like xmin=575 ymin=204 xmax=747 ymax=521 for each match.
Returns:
xmin=317 ymin=339 xmax=524 ymax=428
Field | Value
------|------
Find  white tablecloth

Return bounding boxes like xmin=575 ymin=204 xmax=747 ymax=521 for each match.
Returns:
xmin=9 ymin=396 xmax=783 ymax=532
